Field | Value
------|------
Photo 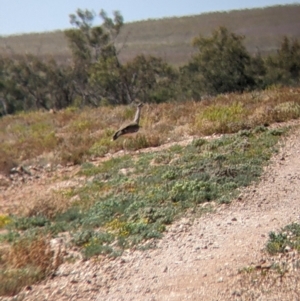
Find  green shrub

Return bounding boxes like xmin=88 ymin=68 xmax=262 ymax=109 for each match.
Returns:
xmin=266 ymin=223 xmax=300 ymax=255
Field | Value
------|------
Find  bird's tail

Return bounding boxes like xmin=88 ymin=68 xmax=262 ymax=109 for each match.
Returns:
xmin=113 ymin=130 xmax=121 ymax=140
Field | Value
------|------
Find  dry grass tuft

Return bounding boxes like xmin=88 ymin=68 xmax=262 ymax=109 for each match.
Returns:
xmin=0 ymin=235 xmax=62 ymax=296
xmin=7 ymin=236 xmax=53 ymax=270
xmin=0 ymin=149 xmax=17 ymax=176
xmin=236 ymin=256 xmax=300 ymax=299
xmin=23 ymin=195 xmax=72 ymax=220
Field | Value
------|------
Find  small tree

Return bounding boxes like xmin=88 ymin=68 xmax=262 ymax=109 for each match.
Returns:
xmin=67 ymin=9 xmax=178 ymax=105
xmin=190 ymin=26 xmax=254 ymax=95
xmin=65 ymin=9 xmax=124 ymax=106
xmin=88 ymin=54 xmax=127 ymax=104
xmin=45 ymin=58 xmax=75 ymax=110
xmin=66 ymin=9 xmax=123 ymax=64
xmin=122 ymin=55 xmax=178 ymax=103
xmin=247 ymin=51 xmax=267 ymax=89
xmin=265 ymin=36 xmax=300 ymax=86
xmin=0 ymin=54 xmax=75 ymax=113
xmin=178 ymin=61 xmax=204 ymax=100
xmin=0 ymin=57 xmax=24 ymax=114
xmin=4 ymin=55 xmax=50 ymax=110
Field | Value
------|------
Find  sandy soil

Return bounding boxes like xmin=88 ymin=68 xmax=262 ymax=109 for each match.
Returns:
xmin=1 ymin=121 xmax=300 ymax=301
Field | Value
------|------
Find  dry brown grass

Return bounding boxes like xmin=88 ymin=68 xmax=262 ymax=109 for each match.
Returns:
xmin=7 ymin=236 xmax=53 ymax=270
xmin=22 ymin=194 xmax=72 ymax=220
xmin=1 ymin=87 xmax=300 ymax=172
xmin=235 ymin=256 xmax=300 ymax=299
xmin=0 ymin=149 xmax=17 ymax=176
xmin=0 ymin=235 xmax=62 ymax=296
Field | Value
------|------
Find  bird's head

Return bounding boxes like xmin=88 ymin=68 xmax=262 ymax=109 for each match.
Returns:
xmin=133 ymin=99 xmax=144 ymax=108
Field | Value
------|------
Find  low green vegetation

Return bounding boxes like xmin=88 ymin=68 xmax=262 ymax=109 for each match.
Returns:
xmin=266 ymin=223 xmax=300 ymax=255
xmin=195 ymin=101 xmax=248 ymax=134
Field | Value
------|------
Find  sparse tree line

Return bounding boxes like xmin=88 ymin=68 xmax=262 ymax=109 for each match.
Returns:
xmin=0 ymin=9 xmax=300 ymax=116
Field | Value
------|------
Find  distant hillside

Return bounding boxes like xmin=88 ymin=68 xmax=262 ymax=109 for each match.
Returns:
xmin=0 ymin=4 xmax=300 ymax=65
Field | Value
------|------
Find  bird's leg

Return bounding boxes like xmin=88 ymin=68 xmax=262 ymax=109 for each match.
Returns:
xmin=123 ymin=138 xmax=128 ymax=155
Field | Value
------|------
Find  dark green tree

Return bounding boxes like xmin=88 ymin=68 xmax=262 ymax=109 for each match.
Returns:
xmin=265 ymin=36 xmax=300 ymax=86
xmin=124 ymin=55 xmax=178 ymax=103
xmin=178 ymin=62 xmax=203 ymax=100
xmin=0 ymin=56 xmax=24 ymax=114
xmin=247 ymin=51 xmax=267 ymax=89
xmin=89 ymin=54 xmax=178 ymax=104
xmin=4 ymin=54 xmax=50 ymax=110
xmin=189 ymin=26 xmax=254 ymax=95
xmin=0 ymin=54 xmax=75 ymax=113
xmin=88 ymin=51 xmax=128 ymax=105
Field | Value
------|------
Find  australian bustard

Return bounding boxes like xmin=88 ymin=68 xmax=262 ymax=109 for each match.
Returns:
xmin=112 ymin=103 xmax=144 ymax=140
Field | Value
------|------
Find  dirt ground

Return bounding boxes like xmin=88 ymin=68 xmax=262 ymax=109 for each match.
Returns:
xmin=1 ymin=121 xmax=300 ymax=301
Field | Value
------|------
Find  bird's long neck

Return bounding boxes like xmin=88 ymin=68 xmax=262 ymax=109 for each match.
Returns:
xmin=133 ymin=106 xmax=142 ymax=124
